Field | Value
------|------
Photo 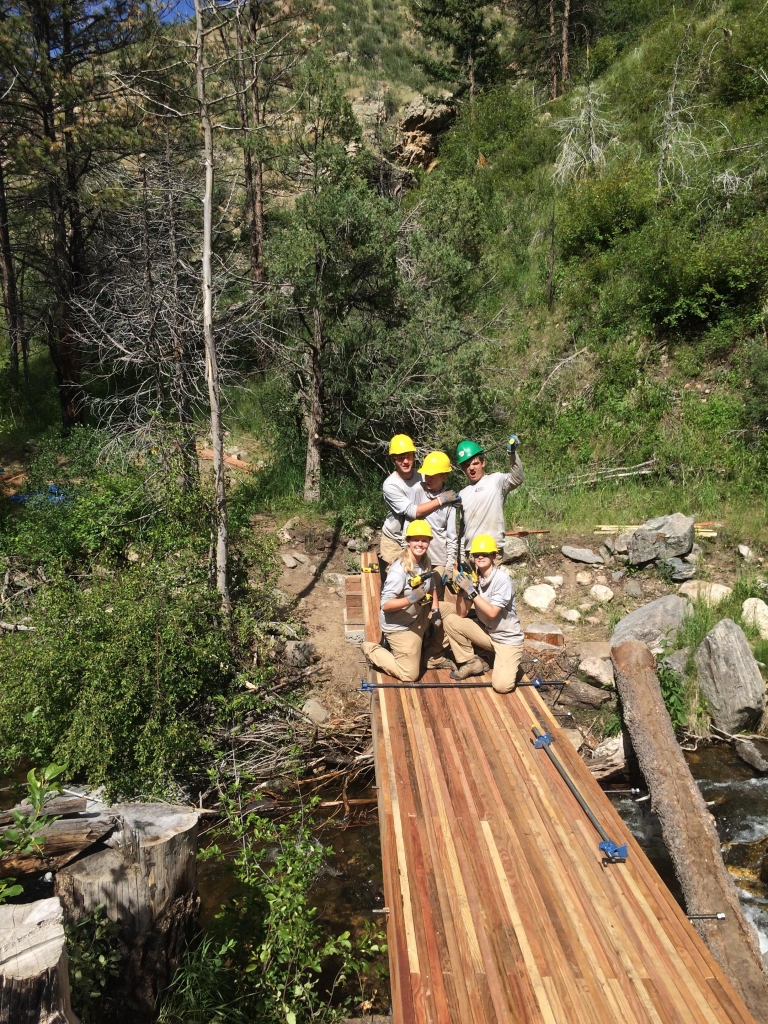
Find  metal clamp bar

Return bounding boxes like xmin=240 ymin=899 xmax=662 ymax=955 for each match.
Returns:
xmin=530 ymin=724 xmax=627 ymax=864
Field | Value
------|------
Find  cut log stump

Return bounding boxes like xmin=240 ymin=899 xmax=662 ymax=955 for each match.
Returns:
xmin=55 ymin=803 xmax=199 ymax=1023
xmin=612 ymin=639 xmax=768 ymax=1024
xmin=0 ymin=897 xmax=79 ymax=1024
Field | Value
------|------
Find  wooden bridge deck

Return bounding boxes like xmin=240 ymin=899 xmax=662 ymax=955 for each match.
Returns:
xmin=352 ymin=553 xmax=756 ymax=1024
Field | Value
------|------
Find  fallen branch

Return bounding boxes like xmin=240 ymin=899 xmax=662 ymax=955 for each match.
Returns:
xmin=551 ymin=458 xmax=658 ymax=491
xmin=0 ymin=620 xmax=35 ymax=632
xmin=536 ymin=346 xmax=588 ymax=397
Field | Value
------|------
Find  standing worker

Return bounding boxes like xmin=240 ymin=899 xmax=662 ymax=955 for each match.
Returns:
xmin=380 ymin=434 xmax=459 ymax=572
xmin=455 ymin=434 xmax=522 ymax=561
xmin=415 ymin=450 xmax=458 ymax=594
xmin=443 ymin=534 xmax=524 ymax=692
xmin=363 ymin=521 xmax=446 ymax=681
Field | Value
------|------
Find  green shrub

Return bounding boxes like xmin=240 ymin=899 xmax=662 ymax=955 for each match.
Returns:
xmin=0 ymin=564 xmax=272 ymax=796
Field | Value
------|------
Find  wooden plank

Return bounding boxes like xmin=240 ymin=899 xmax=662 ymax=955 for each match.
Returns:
xmin=360 ymin=550 xmax=759 ymax=1024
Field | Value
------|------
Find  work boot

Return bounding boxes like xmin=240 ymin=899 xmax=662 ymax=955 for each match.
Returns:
xmin=426 ymin=656 xmax=456 ymax=672
xmin=450 ymin=656 xmax=490 ymax=680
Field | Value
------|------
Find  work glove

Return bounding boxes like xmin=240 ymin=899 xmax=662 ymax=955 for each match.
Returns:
xmin=454 ymin=572 xmax=478 ymax=600
xmin=506 ymin=433 xmax=520 ymax=456
xmin=407 ymin=581 xmax=431 ymax=605
xmin=437 ymin=489 xmax=460 ymax=506
xmin=429 ymin=607 xmax=442 ymax=628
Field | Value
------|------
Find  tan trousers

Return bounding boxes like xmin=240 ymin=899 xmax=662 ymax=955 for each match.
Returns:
xmin=363 ymin=608 xmax=446 ymax=682
xmin=443 ymin=613 xmax=524 ymax=694
xmin=379 ymin=534 xmax=404 ymax=567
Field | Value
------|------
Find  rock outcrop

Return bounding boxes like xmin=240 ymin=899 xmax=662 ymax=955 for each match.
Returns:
xmin=694 ymin=619 xmax=765 ymax=733
xmin=626 ymin=513 xmax=695 ymax=565
xmin=394 ymin=96 xmax=455 ymax=168
xmin=610 ymin=595 xmax=691 ymax=653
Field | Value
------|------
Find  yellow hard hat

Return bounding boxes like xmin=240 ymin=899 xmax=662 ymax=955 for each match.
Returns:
xmin=418 ymin=450 xmax=452 ymax=475
xmin=405 ymin=519 xmax=433 ymax=539
xmin=389 ymin=434 xmax=416 ymax=455
xmin=470 ymin=534 xmax=498 ymax=555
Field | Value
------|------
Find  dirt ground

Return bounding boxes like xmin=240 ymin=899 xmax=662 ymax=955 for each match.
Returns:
xmin=274 ymin=516 xmax=756 ymax=724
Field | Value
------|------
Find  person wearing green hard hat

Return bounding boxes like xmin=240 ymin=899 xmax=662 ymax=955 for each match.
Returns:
xmin=414 ymin=450 xmax=458 ymax=599
xmin=379 ymin=434 xmax=460 ymax=574
xmin=442 ymin=533 xmax=524 ymax=693
xmin=454 ymin=432 xmax=523 ymax=562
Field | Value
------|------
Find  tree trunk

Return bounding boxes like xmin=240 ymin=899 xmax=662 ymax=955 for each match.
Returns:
xmin=612 ymin=640 xmax=768 ymax=1023
xmin=195 ymin=0 xmax=231 ymax=617
xmin=0 ymin=158 xmax=22 ymax=387
xmin=302 ymin=309 xmax=323 ymax=503
xmin=0 ymin=897 xmax=79 ymax=1024
xmin=561 ymin=0 xmax=571 ymax=88
xmin=468 ymin=44 xmax=475 ymax=103
xmin=247 ymin=0 xmax=266 ymax=284
xmin=548 ymin=0 xmax=558 ymax=100
xmin=56 ymin=803 xmax=199 ymax=1024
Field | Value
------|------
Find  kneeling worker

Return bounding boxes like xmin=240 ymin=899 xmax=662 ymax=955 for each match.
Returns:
xmin=443 ymin=534 xmax=524 ymax=693
xmin=363 ymin=520 xmax=445 ymax=682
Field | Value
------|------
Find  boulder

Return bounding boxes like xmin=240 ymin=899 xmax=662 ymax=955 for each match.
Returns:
xmin=302 ymin=699 xmax=330 ymax=726
xmin=613 ymin=533 xmax=633 ymax=555
xmin=611 ymin=571 xmax=625 ymax=582
xmin=659 ymin=557 xmax=696 ymax=582
xmin=544 ymin=575 xmax=563 ymax=589
xmin=524 ymin=622 xmax=565 ymax=646
xmin=662 ymin=648 xmax=689 ymax=678
xmin=678 ymin=580 xmax=732 ymax=606
xmin=502 ymin=537 xmax=529 ymax=563
xmin=562 ymin=728 xmax=584 ymax=751
xmin=575 ymin=571 xmax=593 ymax=586
xmin=738 ymin=544 xmax=754 ymax=562
xmin=280 ymin=553 xmax=298 ymax=569
xmin=626 ymin=580 xmax=643 ymax=600
xmin=684 ymin=543 xmax=702 ymax=564
xmin=284 ymin=640 xmax=318 ymax=669
xmin=579 ymin=657 xmax=615 ymax=688
xmin=626 ymin=513 xmax=695 ymax=565
xmin=590 ymin=584 xmax=614 ymax=603
xmin=610 ymin=595 xmax=691 ymax=653
xmin=743 ymin=598 xmax=768 ymax=640
xmin=694 ymin=619 xmax=765 ymax=733
xmin=559 ymin=608 xmax=581 ymax=623
xmin=578 ymin=641 xmax=612 ymax=660
xmin=734 ymin=737 xmax=768 ymax=773
xmin=522 ymin=584 xmax=557 ymax=613
xmin=561 ymin=545 xmax=604 ymax=565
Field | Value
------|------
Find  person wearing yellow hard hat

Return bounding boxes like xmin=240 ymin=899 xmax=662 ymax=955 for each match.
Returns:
xmin=455 ymin=434 xmax=523 ymax=563
xmin=379 ymin=434 xmax=459 ymax=574
xmin=442 ymin=533 xmax=524 ymax=693
xmin=414 ymin=450 xmax=458 ymax=598
xmin=363 ymin=520 xmax=453 ymax=681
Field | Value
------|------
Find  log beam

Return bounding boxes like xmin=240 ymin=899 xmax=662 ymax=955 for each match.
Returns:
xmin=612 ymin=639 xmax=768 ymax=1023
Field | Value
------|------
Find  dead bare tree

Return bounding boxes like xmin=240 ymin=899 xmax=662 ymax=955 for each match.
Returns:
xmin=195 ymin=0 xmax=231 ymax=616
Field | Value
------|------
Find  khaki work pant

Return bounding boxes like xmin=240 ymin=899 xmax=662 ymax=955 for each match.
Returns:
xmin=443 ymin=613 xmax=524 ymax=694
xmin=363 ymin=607 xmax=447 ymax=682
xmin=379 ymin=534 xmax=404 ymax=567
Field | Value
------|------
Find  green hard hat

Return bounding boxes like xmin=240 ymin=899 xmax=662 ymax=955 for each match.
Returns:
xmin=456 ymin=439 xmax=484 ymax=464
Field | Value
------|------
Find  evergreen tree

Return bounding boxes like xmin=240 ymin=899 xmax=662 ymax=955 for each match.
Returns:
xmin=407 ymin=0 xmax=506 ymax=99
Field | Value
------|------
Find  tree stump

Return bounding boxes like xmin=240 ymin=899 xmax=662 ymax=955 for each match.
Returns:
xmin=0 ymin=897 xmax=79 ymax=1024
xmin=55 ymin=803 xmax=199 ymax=1022
xmin=612 ymin=640 xmax=768 ymax=1024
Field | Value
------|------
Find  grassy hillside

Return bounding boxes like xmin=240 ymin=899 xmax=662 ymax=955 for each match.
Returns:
xmin=388 ymin=0 xmax=768 ymax=536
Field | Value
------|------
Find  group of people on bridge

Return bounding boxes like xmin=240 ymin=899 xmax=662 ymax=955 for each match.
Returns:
xmin=362 ymin=433 xmax=526 ymax=694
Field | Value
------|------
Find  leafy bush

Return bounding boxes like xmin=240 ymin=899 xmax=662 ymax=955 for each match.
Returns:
xmin=0 ymin=563 xmax=274 ymax=796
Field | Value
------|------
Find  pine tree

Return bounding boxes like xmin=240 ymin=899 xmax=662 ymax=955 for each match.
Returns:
xmin=407 ymin=0 xmax=506 ymax=100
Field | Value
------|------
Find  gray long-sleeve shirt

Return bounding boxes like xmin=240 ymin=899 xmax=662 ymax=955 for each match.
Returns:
xmin=381 ymin=470 xmax=424 ymax=545
xmin=458 ymin=454 xmax=524 ymax=556
xmin=380 ymin=557 xmax=435 ymax=632
xmin=415 ymin=483 xmax=457 ymax=568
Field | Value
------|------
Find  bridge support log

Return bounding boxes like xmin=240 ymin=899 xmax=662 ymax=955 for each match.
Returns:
xmin=612 ymin=640 xmax=768 ymax=1023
